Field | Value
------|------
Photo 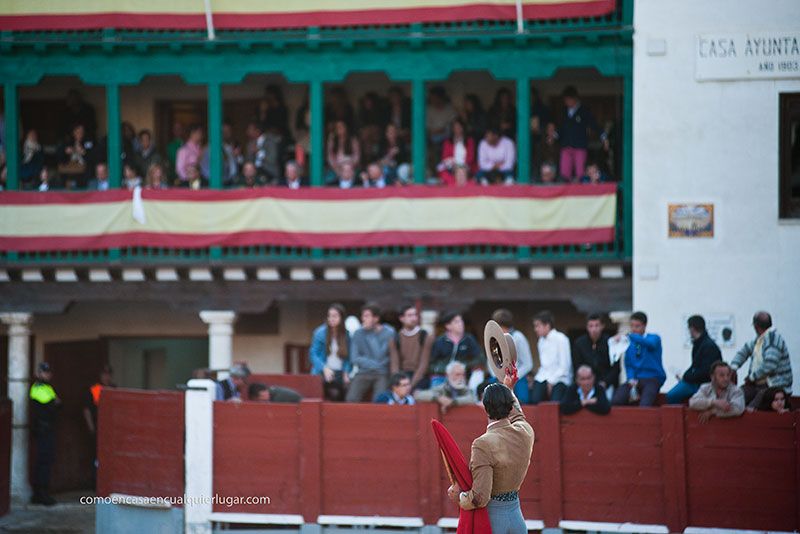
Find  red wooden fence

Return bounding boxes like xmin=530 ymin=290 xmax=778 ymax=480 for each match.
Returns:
xmin=98 ymin=389 xmax=800 ymax=531
xmin=97 ymin=389 xmax=184 ymax=500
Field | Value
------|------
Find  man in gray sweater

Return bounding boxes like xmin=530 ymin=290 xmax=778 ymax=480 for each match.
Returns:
xmin=346 ymin=303 xmax=396 ymax=402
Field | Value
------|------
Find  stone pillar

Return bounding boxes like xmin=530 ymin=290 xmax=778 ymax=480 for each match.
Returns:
xmin=420 ymin=310 xmax=439 ymax=336
xmin=199 ymin=311 xmax=237 ymax=379
xmin=1 ymin=312 xmax=33 ymax=502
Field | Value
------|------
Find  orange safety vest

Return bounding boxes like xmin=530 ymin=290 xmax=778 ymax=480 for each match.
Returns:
xmin=90 ymin=383 xmax=103 ymax=406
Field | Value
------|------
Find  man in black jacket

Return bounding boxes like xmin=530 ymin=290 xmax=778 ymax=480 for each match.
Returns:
xmin=560 ymin=365 xmax=611 ymax=415
xmin=572 ymin=313 xmax=619 ymax=394
xmin=665 ymin=315 xmax=722 ymax=404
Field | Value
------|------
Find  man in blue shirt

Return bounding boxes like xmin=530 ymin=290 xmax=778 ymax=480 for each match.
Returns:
xmin=611 ymin=311 xmax=666 ymax=407
xmin=375 ymin=372 xmax=416 ymax=405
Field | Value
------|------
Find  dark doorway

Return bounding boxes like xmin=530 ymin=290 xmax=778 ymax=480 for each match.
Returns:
xmin=41 ymin=339 xmax=108 ymax=492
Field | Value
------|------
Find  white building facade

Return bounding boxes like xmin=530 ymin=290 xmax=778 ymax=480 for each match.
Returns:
xmin=633 ymin=0 xmax=800 ymax=391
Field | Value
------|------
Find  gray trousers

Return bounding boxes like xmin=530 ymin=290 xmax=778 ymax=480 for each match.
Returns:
xmin=345 ymin=371 xmax=388 ymax=402
xmin=488 ymin=498 xmax=527 ymax=534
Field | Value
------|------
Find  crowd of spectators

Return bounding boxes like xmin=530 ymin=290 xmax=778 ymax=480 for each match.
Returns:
xmin=0 ymin=84 xmax=615 ymax=191
xmin=274 ymin=304 xmax=793 ymax=421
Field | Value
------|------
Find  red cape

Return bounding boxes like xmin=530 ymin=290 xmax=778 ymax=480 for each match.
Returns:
xmin=431 ymin=419 xmax=492 ymax=534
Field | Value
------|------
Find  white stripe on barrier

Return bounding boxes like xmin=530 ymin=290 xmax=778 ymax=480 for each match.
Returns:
xmin=560 ymin=520 xmax=669 ymax=533
xmin=437 ymin=518 xmax=545 ymax=530
xmin=317 ymin=515 xmax=424 ymax=527
xmin=209 ymin=513 xmax=304 ymax=525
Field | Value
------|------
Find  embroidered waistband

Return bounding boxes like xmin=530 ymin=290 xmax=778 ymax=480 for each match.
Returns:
xmin=491 ymin=490 xmax=519 ymax=502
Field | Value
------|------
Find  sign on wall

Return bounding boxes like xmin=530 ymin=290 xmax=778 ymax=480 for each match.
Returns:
xmin=696 ymin=32 xmax=800 ymax=81
xmin=683 ymin=314 xmax=736 ymax=349
xmin=668 ymin=203 xmax=714 ymax=238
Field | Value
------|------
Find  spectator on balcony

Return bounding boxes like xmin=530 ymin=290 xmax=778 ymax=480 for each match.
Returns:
xmin=175 ymin=125 xmax=204 ymax=185
xmin=360 ymin=162 xmax=388 ymax=188
xmin=184 ymin=164 xmax=206 ymax=190
xmin=427 ymin=86 xmax=458 ymax=147
xmin=216 ymin=364 xmax=251 ymax=401
xmin=222 ymin=122 xmax=243 ymax=186
xmin=747 ymin=387 xmax=791 ymax=414
xmin=134 ymin=129 xmax=162 ymax=178
xmin=572 ymin=313 xmax=619 ymax=398
xmin=487 ymin=309 xmax=533 ymax=404
xmin=328 ymin=161 xmax=358 ymax=189
xmin=438 ymin=118 xmax=476 ymax=186
xmin=731 ymin=311 xmax=793 ymax=405
xmin=375 ymin=372 xmax=416 ymax=405
xmin=327 ymin=120 xmax=361 ymax=179
xmin=389 ymin=304 xmax=433 ymax=391
xmin=581 ymin=162 xmax=609 ymax=184
xmin=145 ymin=163 xmax=169 ymax=190
xmin=0 ymin=164 xmax=5 ymax=191
xmin=121 ymin=121 xmax=139 ymax=166
xmin=477 ymin=127 xmax=516 ymax=185
xmin=325 ymin=86 xmax=355 ymax=132
xmin=530 ymin=87 xmax=553 ymax=172
xmin=61 ymin=89 xmax=97 ymax=140
xmin=461 ymin=93 xmax=488 ymax=144
xmin=415 ymin=361 xmax=477 ymax=413
xmin=245 ymin=121 xmax=281 ymax=184
xmin=452 ymin=165 xmax=474 ymax=186
xmin=536 ymin=123 xmax=561 ymax=179
xmin=281 ymin=161 xmax=306 ymax=189
xmin=346 ymin=303 xmax=396 ymax=403
xmin=689 ymin=361 xmax=745 ymax=423
xmin=234 ymin=161 xmax=265 ymax=188
xmin=20 ymin=129 xmax=44 ymax=189
xmin=560 ymin=365 xmax=611 ymax=415
xmin=538 ymin=161 xmax=561 ymax=185
xmin=387 ymin=86 xmax=412 ymax=138
xmin=166 ymin=121 xmax=186 ymax=178
xmin=377 ymin=123 xmax=410 ymax=185
xmin=429 ymin=312 xmax=483 ymax=389
xmin=553 ymin=86 xmax=607 ymax=181
xmin=37 ymin=167 xmax=54 ymax=192
xmin=531 ymin=311 xmax=572 ymax=404
xmin=59 ymin=123 xmax=95 ymax=189
xmin=666 ymin=315 xmax=721 ymax=404
xmin=489 ymin=88 xmax=517 ymax=140
xmin=358 ymin=91 xmax=388 ymax=164
xmin=88 ymin=162 xmax=110 ymax=191
xmin=248 ymin=382 xmax=302 ymax=403
xmin=310 ymin=303 xmax=352 ymax=402
xmin=611 ymin=311 xmax=666 ymax=407
xmin=258 ymin=84 xmax=290 ymax=139
xmin=122 ymin=162 xmax=142 ymax=190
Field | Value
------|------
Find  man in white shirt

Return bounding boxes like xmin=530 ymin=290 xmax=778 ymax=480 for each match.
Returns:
xmin=531 ymin=310 xmax=572 ymax=404
xmin=476 ymin=127 xmax=516 ymax=185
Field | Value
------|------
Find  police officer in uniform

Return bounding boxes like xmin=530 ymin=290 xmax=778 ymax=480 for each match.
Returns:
xmin=30 ymin=362 xmax=61 ymax=505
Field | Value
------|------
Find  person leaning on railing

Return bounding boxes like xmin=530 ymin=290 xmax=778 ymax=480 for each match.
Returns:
xmin=688 ymin=361 xmax=745 ymax=424
xmin=309 ymin=303 xmax=352 ymax=402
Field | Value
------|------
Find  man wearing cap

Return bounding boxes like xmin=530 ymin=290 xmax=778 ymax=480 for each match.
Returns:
xmin=30 ymin=362 xmax=61 ymax=505
xmin=216 ymin=364 xmax=251 ymax=401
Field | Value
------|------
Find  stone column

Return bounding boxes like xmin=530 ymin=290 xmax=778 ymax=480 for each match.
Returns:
xmin=420 ymin=310 xmax=439 ymax=336
xmin=199 ymin=311 xmax=237 ymax=379
xmin=1 ymin=312 xmax=33 ymax=502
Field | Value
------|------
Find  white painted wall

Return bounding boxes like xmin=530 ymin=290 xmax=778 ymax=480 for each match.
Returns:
xmin=633 ymin=0 xmax=800 ymax=392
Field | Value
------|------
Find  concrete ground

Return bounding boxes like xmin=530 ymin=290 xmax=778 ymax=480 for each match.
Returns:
xmin=0 ymin=491 xmax=95 ymax=534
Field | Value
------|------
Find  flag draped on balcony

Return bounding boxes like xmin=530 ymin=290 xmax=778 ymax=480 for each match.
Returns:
xmin=0 ymin=185 xmax=617 ymax=251
xmin=0 ymin=0 xmax=615 ymax=30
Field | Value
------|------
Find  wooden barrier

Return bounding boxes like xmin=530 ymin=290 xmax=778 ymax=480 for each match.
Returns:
xmin=99 ymin=389 xmax=800 ymax=531
xmin=97 ymin=389 xmax=184 ymax=500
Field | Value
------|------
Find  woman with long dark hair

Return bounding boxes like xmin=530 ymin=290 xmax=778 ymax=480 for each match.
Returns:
xmin=326 ymin=120 xmax=361 ymax=178
xmin=310 ymin=303 xmax=352 ymax=401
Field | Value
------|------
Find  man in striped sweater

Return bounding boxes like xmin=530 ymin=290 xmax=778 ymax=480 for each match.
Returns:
xmin=731 ymin=311 xmax=793 ymax=405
